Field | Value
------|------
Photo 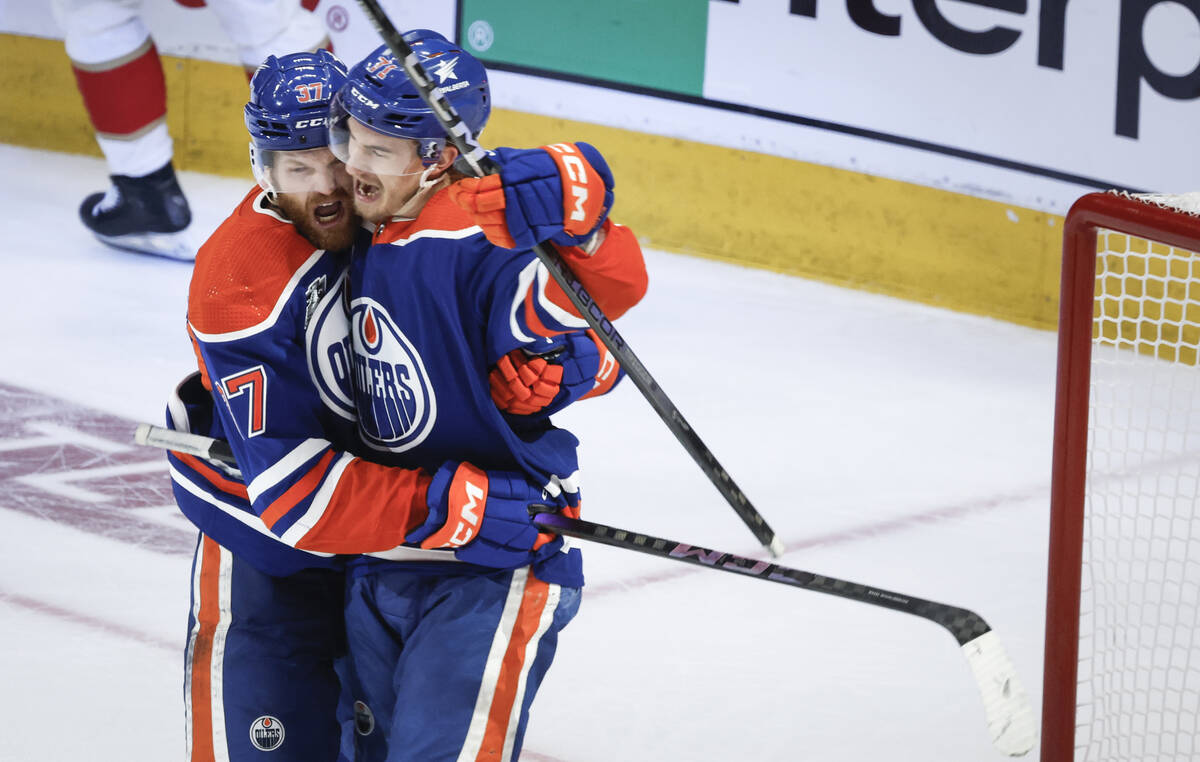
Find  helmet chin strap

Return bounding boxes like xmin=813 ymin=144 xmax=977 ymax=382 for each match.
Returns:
xmin=257 ymin=178 xmax=280 ymax=205
xmin=416 ymin=163 xmax=442 ymax=192
xmin=257 ymin=175 xmax=279 ymax=204
xmin=392 ymin=164 xmax=446 ymax=220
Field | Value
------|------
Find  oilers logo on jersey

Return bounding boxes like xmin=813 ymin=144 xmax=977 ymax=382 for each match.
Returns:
xmin=249 ymin=716 xmax=284 ymax=751
xmin=307 ymin=271 xmax=356 ymax=422
xmin=348 ymin=297 xmax=437 ymax=452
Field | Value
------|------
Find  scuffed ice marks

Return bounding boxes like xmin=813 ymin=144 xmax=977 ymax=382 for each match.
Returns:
xmin=0 ymin=381 xmax=193 ymax=556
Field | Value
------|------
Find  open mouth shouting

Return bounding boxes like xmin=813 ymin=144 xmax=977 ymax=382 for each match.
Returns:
xmin=274 ymin=188 xmax=358 ymax=252
xmin=355 ymin=178 xmax=382 ymax=206
xmin=312 ymin=199 xmax=345 ymax=228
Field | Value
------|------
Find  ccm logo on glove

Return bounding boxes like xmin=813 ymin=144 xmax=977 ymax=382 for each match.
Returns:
xmin=545 ymin=143 xmax=588 ymax=225
xmin=543 ymin=143 xmax=606 ymax=238
xmin=420 ymin=465 xmax=488 ymax=549
xmin=445 ymin=141 xmax=613 ymax=250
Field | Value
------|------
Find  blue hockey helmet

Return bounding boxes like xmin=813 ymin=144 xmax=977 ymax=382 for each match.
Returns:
xmin=329 ymin=30 xmax=490 ymax=172
xmin=245 ymin=50 xmax=349 ymax=193
xmin=246 ymin=49 xmax=348 ymax=150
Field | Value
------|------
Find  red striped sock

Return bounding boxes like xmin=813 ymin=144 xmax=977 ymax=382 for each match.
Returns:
xmin=72 ymin=40 xmax=167 ymax=138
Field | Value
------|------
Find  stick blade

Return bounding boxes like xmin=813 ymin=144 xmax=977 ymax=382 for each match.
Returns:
xmin=767 ymin=536 xmax=786 ymax=558
xmin=962 ymin=630 xmax=1038 ymax=756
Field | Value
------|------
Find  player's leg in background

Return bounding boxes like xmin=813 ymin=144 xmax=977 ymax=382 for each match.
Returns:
xmin=342 ymin=564 xmax=581 ymax=762
xmin=203 ymin=0 xmax=329 ymax=77
xmin=184 ymin=534 xmax=348 ymax=762
xmin=49 ymin=0 xmax=196 ymax=261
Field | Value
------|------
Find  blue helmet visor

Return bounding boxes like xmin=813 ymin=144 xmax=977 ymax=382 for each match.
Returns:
xmin=250 ymin=144 xmax=351 ymax=196
xmin=327 ymin=90 xmax=435 ymax=178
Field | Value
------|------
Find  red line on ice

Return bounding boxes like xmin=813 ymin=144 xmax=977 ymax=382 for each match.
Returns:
xmin=0 ymin=587 xmax=177 ymax=653
xmin=583 ymin=486 xmax=1046 ymax=599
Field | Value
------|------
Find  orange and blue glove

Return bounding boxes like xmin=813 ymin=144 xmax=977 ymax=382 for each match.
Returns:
xmin=409 ymin=462 xmax=577 ymax=568
xmin=490 ymin=330 xmax=623 ymax=416
xmin=447 ymin=142 xmax=614 ymax=251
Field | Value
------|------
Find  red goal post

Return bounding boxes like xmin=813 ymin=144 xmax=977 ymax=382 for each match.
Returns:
xmin=1045 ymin=191 xmax=1200 ymax=761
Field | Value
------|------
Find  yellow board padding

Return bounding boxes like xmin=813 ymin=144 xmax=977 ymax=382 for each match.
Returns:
xmin=486 ymin=113 xmax=1065 ymax=329
xmin=3 ymin=34 xmax=244 ymax=171
xmin=2 ymin=32 xmax=1065 ymax=329
xmin=1094 ymin=233 xmax=1200 ymax=366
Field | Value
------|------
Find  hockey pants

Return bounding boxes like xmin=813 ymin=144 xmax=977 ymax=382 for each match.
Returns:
xmin=342 ymin=563 xmax=581 ymax=762
xmin=184 ymin=533 xmax=351 ymax=762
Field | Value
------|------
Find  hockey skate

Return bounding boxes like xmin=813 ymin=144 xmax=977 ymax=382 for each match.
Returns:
xmin=79 ymin=161 xmax=197 ymax=262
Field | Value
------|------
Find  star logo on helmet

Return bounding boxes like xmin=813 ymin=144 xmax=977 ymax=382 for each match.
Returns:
xmin=430 ymin=56 xmax=460 ymax=84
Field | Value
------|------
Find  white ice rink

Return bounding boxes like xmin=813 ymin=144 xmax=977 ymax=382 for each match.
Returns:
xmin=0 ymin=143 xmax=1059 ymax=761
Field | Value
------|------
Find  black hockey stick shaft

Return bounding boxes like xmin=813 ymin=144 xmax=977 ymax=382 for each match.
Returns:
xmin=533 ymin=512 xmax=991 ymax=646
xmin=352 ymin=0 xmax=782 ymax=557
xmin=136 ymin=418 xmax=971 ymax=641
xmin=136 ymin=422 xmax=1034 ymax=755
xmin=532 ymin=511 xmax=1038 ymax=755
xmin=137 ymin=422 xmax=974 ymax=641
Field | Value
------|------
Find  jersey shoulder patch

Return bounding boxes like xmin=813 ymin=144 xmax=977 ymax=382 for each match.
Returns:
xmin=189 ymin=189 xmax=322 ymax=337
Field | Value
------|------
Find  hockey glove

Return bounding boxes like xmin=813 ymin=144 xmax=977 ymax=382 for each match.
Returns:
xmin=490 ymin=330 xmax=623 ymax=416
xmin=447 ymin=142 xmax=614 ymax=251
xmin=409 ymin=462 xmax=570 ymax=568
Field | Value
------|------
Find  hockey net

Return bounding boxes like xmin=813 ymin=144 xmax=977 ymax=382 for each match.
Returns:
xmin=1044 ymin=191 xmax=1200 ymax=761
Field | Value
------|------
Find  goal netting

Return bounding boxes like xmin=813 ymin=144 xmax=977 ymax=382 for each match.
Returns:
xmin=1044 ymin=191 xmax=1200 ymax=761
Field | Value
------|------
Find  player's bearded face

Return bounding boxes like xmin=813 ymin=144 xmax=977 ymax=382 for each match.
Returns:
xmin=267 ymin=149 xmax=357 ymax=251
xmin=343 ymin=120 xmax=426 ymax=224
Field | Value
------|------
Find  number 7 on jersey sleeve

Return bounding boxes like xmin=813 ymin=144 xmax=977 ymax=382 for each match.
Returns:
xmin=220 ymin=365 xmax=268 ymax=438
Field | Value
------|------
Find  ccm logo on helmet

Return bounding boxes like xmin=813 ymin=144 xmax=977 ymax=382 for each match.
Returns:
xmin=295 ymin=117 xmax=327 ymax=129
xmin=546 ymin=143 xmax=589 ymax=223
xmin=349 ymin=85 xmax=380 ymax=109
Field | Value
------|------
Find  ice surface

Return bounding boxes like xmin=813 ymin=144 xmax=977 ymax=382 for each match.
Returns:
xmin=0 ymin=144 xmax=1057 ymax=761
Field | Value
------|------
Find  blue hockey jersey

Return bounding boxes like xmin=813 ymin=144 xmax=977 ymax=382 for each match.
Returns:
xmin=168 ymin=186 xmax=646 ymax=583
xmin=338 ymin=190 xmax=647 ymax=587
xmin=169 ymin=188 xmax=436 ymax=577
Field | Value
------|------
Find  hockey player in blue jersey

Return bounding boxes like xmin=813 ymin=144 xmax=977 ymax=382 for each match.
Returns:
xmin=167 ymin=42 xmax=642 ymax=762
xmin=325 ymin=32 xmax=648 ymax=761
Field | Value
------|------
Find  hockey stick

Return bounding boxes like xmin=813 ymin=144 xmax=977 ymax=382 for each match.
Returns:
xmin=134 ymin=422 xmax=234 ymax=465
xmin=533 ymin=512 xmax=1038 ymax=757
xmin=135 ymin=423 xmax=1035 ymax=756
xmin=350 ymin=0 xmax=783 ymax=558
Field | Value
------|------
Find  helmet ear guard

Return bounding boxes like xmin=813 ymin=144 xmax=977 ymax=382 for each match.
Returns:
xmin=416 ymin=137 xmax=447 ymax=167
